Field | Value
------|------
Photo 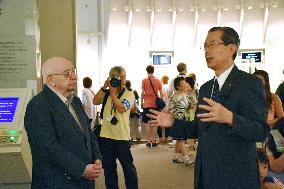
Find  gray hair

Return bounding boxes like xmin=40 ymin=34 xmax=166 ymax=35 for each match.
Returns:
xmin=109 ymin=66 xmax=126 ymax=78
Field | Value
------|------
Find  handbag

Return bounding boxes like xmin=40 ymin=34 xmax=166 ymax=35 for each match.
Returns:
xmin=148 ymin=77 xmax=166 ymax=110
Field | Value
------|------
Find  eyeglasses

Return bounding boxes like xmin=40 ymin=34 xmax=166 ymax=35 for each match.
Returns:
xmin=200 ymin=42 xmax=225 ymax=51
xmin=49 ymin=68 xmax=77 ymax=78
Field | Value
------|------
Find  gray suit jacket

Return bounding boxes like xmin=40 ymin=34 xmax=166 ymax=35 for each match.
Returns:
xmin=171 ymin=66 xmax=269 ymax=189
xmin=24 ymin=85 xmax=101 ymax=189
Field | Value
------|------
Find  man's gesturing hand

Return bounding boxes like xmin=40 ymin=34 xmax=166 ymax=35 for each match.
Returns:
xmin=196 ymin=97 xmax=233 ymax=126
xmin=147 ymin=109 xmax=174 ymax=128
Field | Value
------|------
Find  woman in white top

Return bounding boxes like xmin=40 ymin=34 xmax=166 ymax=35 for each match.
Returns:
xmin=82 ymin=77 xmax=96 ymax=123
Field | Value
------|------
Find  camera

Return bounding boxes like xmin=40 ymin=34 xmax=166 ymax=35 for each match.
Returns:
xmin=110 ymin=116 xmax=118 ymax=125
xmin=110 ymin=77 xmax=121 ymax=88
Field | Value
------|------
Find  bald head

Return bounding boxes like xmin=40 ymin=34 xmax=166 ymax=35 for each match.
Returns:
xmin=42 ymin=57 xmax=77 ymax=96
xmin=42 ymin=57 xmax=72 ymax=84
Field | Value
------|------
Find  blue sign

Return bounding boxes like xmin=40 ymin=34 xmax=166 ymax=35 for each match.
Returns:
xmin=241 ymin=52 xmax=262 ymax=63
xmin=0 ymin=97 xmax=19 ymax=122
xmin=153 ymin=54 xmax=171 ymax=65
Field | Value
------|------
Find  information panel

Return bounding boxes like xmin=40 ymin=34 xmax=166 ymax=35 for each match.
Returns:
xmin=0 ymin=97 xmax=19 ymax=122
xmin=0 ymin=35 xmax=36 ymax=80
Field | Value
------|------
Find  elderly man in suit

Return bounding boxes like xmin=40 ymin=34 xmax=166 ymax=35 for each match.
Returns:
xmin=24 ymin=57 xmax=102 ymax=189
xmin=148 ymin=27 xmax=269 ymax=189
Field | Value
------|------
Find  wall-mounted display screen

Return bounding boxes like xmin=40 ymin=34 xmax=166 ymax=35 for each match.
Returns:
xmin=152 ymin=54 xmax=171 ymax=65
xmin=0 ymin=97 xmax=19 ymax=122
xmin=241 ymin=51 xmax=262 ymax=63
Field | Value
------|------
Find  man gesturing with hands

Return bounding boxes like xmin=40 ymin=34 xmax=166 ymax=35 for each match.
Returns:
xmin=148 ymin=27 xmax=269 ymax=189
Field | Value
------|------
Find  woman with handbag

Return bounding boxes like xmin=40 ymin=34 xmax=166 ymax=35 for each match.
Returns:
xmin=141 ymin=65 xmax=163 ymax=147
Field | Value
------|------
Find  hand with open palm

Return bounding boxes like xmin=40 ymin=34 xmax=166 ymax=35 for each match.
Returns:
xmin=147 ymin=109 xmax=174 ymax=128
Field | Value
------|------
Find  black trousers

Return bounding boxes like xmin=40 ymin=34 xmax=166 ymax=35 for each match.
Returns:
xmin=99 ymin=137 xmax=138 ymax=189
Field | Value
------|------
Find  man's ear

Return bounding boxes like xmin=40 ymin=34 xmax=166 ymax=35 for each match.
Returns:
xmin=228 ymin=44 xmax=238 ymax=56
xmin=47 ymin=76 xmax=56 ymax=87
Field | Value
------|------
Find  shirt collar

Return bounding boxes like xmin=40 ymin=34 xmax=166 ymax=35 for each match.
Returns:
xmin=214 ymin=64 xmax=234 ymax=90
xmin=47 ymin=85 xmax=68 ymax=103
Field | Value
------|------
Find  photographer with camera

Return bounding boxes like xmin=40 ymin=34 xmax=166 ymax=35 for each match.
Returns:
xmin=93 ymin=66 xmax=138 ymax=189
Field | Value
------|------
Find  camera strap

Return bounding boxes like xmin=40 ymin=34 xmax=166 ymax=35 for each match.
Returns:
xmin=111 ymin=87 xmax=126 ymax=115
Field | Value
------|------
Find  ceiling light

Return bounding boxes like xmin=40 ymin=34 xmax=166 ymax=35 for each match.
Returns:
xmin=112 ymin=7 xmax=118 ymax=11
xmin=146 ymin=6 xmax=152 ymax=12
xmin=168 ymin=6 xmax=174 ymax=12
xmin=272 ymin=1 xmax=278 ymax=8
xmin=223 ymin=5 xmax=229 ymax=11
xmin=247 ymin=2 xmax=253 ymax=10
xmin=201 ymin=6 xmax=206 ymax=12
xmin=135 ymin=7 xmax=141 ymax=12
xmin=124 ymin=5 xmax=129 ymax=12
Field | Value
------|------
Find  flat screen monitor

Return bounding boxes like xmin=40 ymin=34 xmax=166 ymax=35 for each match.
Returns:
xmin=0 ymin=97 xmax=19 ymax=122
xmin=241 ymin=51 xmax=262 ymax=63
xmin=152 ymin=54 xmax=171 ymax=65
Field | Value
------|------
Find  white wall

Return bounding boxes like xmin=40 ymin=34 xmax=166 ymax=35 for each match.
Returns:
xmin=76 ymin=33 xmax=100 ymax=99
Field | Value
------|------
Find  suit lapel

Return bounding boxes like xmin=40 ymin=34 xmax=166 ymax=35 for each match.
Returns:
xmin=218 ymin=65 xmax=240 ymax=104
xmin=43 ymin=85 xmax=85 ymax=136
xmin=71 ymin=98 xmax=92 ymax=152
xmin=71 ymin=100 xmax=88 ymax=134
xmin=198 ymin=79 xmax=214 ymax=132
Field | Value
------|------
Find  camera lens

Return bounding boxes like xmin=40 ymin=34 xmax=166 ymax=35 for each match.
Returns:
xmin=110 ymin=77 xmax=121 ymax=88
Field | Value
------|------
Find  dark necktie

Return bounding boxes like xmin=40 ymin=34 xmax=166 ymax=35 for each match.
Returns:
xmin=211 ymin=79 xmax=220 ymax=100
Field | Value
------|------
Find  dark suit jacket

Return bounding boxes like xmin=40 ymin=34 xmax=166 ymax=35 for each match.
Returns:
xmin=24 ymin=85 xmax=102 ymax=189
xmin=171 ymin=66 xmax=269 ymax=189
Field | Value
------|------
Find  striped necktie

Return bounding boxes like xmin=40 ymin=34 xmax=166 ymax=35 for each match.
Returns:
xmin=65 ymin=95 xmax=73 ymax=108
xmin=211 ymin=79 xmax=220 ymax=100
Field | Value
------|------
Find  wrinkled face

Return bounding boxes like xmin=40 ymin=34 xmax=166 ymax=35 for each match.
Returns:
xmin=256 ymin=74 xmax=265 ymax=86
xmin=48 ymin=60 xmax=77 ymax=96
xmin=259 ymin=162 xmax=268 ymax=183
xmin=204 ymin=31 xmax=235 ymax=72
xmin=177 ymin=80 xmax=188 ymax=92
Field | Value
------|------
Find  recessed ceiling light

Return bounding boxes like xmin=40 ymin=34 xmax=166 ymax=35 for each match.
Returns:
xmin=146 ymin=6 xmax=152 ymax=12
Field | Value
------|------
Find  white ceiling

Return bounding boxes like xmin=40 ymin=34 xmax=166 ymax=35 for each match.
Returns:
xmin=76 ymin=0 xmax=283 ymax=33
